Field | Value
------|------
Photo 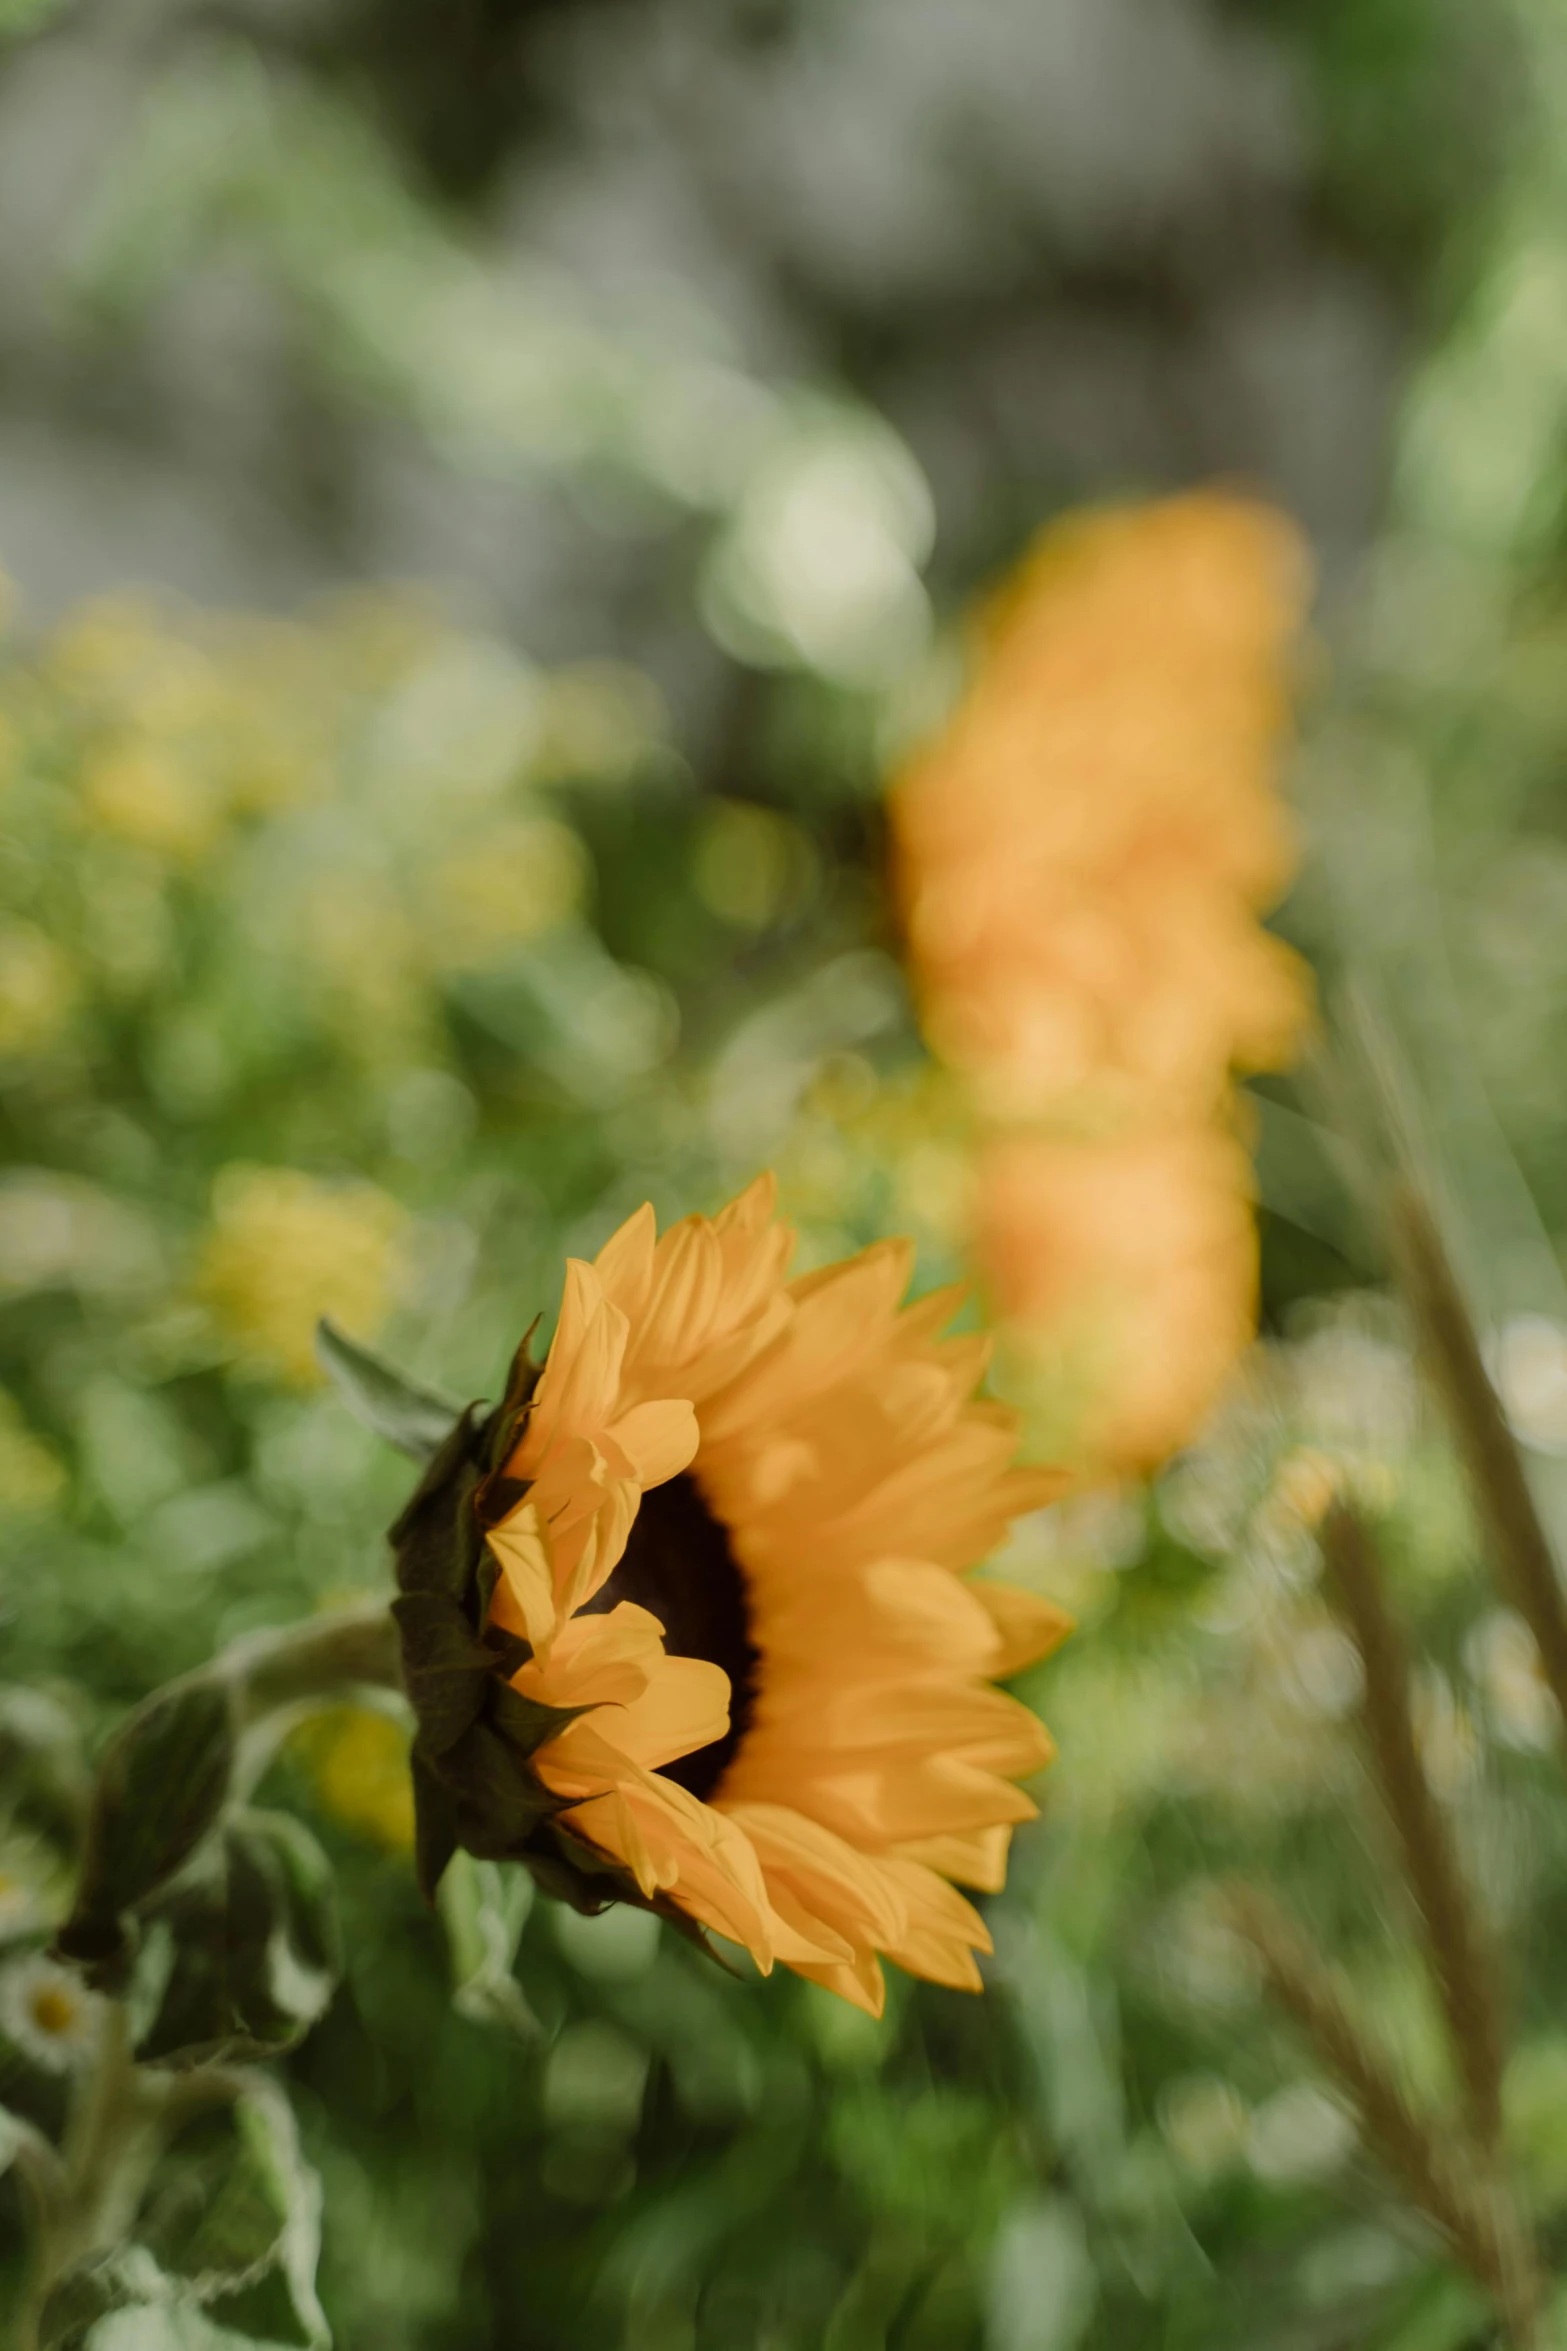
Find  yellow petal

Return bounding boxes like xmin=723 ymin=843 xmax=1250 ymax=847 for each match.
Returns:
xmin=568 ymin=1772 xmax=783 ymax=1968
xmin=723 ymin=1800 xmax=907 ymax=1951
xmin=515 ymin=1601 xmax=662 ymax=1710
xmin=486 ymin=1503 xmax=556 ymax=1652
xmin=791 ymin=1949 xmax=887 ymax=2017
xmin=894 ymin=1825 xmax=1014 ymax=1894
xmin=593 ymin=1201 xmax=657 ymax=1321
xmin=606 ymin=1397 xmax=700 ymax=1488
xmin=968 ymin=1579 xmax=1073 ymax=1677
xmin=876 ymin=1857 xmax=991 ymax=1991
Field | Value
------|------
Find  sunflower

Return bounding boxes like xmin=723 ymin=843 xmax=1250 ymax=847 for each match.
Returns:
xmin=483 ymin=1175 xmax=1069 ymax=2013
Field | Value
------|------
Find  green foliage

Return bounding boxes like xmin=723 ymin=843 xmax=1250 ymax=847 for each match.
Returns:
xmin=311 ymin=1324 xmax=460 ymax=1468
xmin=6 ymin=0 xmax=1567 ymax=2344
xmin=133 ymin=1812 xmax=341 ymax=2068
xmin=40 ymin=2078 xmax=327 ymax=2350
xmin=58 ymin=1684 xmax=237 ymax=1985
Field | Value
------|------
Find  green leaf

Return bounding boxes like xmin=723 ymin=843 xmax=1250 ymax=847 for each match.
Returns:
xmin=57 ymin=1682 xmax=237 ymax=1985
xmin=39 ymin=2103 xmax=330 ymax=2350
xmin=140 ymin=2078 xmax=328 ymax=2349
xmin=313 ymin=1319 xmax=463 ymax=1463
xmin=134 ymin=1813 xmax=340 ymax=2068
xmin=438 ymin=1853 xmax=541 ymax=2039
xmin=36 ymin=2250 xmax=128 ymax=2348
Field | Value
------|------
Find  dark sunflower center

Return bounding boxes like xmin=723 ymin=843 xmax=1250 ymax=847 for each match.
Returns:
xmin=582 ymin=1471 xmax=758 ymax=1801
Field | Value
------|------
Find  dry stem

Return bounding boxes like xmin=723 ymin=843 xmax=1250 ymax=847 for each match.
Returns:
xmin=1320 ymin=1500 xmax=1505 ymax=2147
xmin=1227 ymin=1883 xmax=1539 ymax=2346
xmin=1393 ymin=1185 xmax=1567 ymax=1735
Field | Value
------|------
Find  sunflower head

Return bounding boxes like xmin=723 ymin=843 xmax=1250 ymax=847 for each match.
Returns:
xmin=377 ymin=1177 xmax=1070 ymax=2010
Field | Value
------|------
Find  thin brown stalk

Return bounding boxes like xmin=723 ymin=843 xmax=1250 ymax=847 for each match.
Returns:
xmin=1226 ymin=1884 xmax=1539 ymax=2347
xmin=1393 ymin=1185 xmax=1567 ymax=1735
xmin=1320 ymin=1500 xmax=1505 ymax=2147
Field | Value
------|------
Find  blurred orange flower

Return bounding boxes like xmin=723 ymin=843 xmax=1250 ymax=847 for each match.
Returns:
xmin=892 ymin=493 xmax=1312 ymax=1122
xmin=890 ymin=492 xmax=1311 ymax=1476
xmin=974 ymin=1121 xmax=1259 ymax=1477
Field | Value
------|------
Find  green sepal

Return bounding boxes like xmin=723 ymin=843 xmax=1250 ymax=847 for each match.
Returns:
xmin=388 ymin=1406 xmax=487 ymax=1603
xmin=481 ymin=1328 xmax=542 ymax=1478
xmin=314 ymin=1316 xmax=464 ymax=1463
xmin=489 ymin=1680 xmax=584 ymax=1754
xmin=384 ymin=1373 xmax=579 ymax=1902
xmin=389 ymin=1592 xmax=499 ymax=1758
xmin=54 ymin=1679 xmax=237 ymax=1989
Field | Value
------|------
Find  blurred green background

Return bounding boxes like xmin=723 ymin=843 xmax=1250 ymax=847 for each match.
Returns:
xmin=6 ymin=1 xmax=1567 ymax=2346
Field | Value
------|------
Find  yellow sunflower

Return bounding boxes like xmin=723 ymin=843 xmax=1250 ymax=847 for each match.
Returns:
xmin=483 ymin=1175 xmax=1069 ymax=2014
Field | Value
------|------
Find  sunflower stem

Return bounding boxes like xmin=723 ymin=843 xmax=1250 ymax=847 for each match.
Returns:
xmin=17 ymin=2001 xmax=160 ymax=2349
xmin=224 ymin=1595 xmax=403 ymax=1727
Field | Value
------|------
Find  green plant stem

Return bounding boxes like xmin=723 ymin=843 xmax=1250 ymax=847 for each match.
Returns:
xmin=226 ymin=1595 xmax=403 ymax=1723
xmin=22 ymin=1598 xmax=402 ymax=2342
xmin=19 ymin=2002 xmax=158 ymax=2350
xmin=1393 ymin=1185 xmax=1567 ymax=1734
xmin=1320 ymin=1501 xmax=1506 ymax=2147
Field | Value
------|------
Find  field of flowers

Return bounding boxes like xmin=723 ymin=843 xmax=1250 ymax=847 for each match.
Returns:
xmin=5 ymin=2 xmax=1567 ymax=2347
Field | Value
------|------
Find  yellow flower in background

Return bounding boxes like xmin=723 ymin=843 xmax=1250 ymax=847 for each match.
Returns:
xmin=0 ymin=921 xmax=75 ymax=1058
xmin=975 ymin=1123 xmax=1259 ymax=1477
xmin=891 ymin=492 xmax=1312 ymax=1121
xmin=298 ymin=1706 xmax=416 ymax=1851
xmin=47 ymin=597 xmax=220 ymax=732
xmin=82 ymin=741 xmax=224 ymax=863
xmin=296 ymin=876 xmax=432 ymax=1053
xmin=196 ymin=1165 xmax=407 ymax=1386
xmin=534 ymin=661 xmax=665 ymax=785
xmin=486 ymin=1175 xmax=1069 ymax=2014
xmin=431 ymin=817 xmax=588 ymax=962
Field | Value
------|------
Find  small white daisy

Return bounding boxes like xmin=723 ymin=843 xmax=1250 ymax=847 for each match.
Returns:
xmin=0 ymin=1953 xmax=100 ymax=2073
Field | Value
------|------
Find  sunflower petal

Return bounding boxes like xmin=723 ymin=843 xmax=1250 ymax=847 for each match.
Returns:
xmin=606 ymin=1398 xmax=700 ymax=1488
xmin=722 ymin=1801 xmax=907 ymax=1952
xmin=968 ymin=1579 xmax=1074 ymax=1677
xmin=894 ymin=1824 xmax=1014 ymax=1894
xmin=791 ymin=1949 xmax=887 ymax=2017
xmin=876 ymin=1858 xmax=992 ymax=1991
xmin=593 ymin=1202 xmax=657 ymax=1321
